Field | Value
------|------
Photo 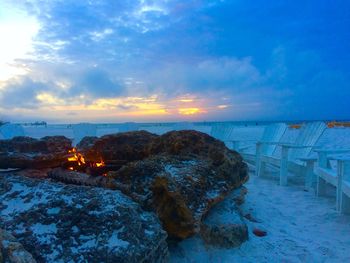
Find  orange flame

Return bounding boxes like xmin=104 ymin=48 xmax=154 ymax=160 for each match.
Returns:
xmin=68 ymin=147 xmax=86 ymax=166
xmin=67 ymin=147 xmax=105 ymax=171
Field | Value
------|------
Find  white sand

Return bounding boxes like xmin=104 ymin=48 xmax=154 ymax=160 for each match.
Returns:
xmin=170 ymin=166 xmax=350 ymax=263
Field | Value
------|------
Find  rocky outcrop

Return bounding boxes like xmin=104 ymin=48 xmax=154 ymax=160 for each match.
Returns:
xmin=1 ymin=130 xmax=249 ymax=245
xmin=0 ymin=228 xmax=36 ymax=263
xmin=0 ymin=174 xmax=168 ymax=263
xmin=105 ymin=130 xmax=248 ymax=240
xmin=0 ymin=136 xmax=72 ymax=169
xmin=200 ymin=187 xmax=249 ymax=248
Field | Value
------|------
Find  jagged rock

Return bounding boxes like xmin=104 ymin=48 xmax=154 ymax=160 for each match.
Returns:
xmin=78 ymin=131 xmax=157 ymax=163
xmin=80 ymin=130 xmax=249 ymax=240
xmin=200 ymin=188 xmax=249 ymax=248
xmin=0 ymin=228 xmax=36 ymax=263
xmin=109 ymin=153 xmax=248 ymax=239
xmin=0 ymin=174 xmax=168 ymax=263
xmin=148 ymin=131 xmax=248 ymax=190
xmin=0 ymin=136 xmax=72 ymax=169
xmin=12 ymin=130 xmax=248 ymax=242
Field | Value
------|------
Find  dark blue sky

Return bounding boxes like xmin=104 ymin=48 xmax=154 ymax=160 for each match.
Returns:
xmin=0 ymin=0 xmax=349 ymax=122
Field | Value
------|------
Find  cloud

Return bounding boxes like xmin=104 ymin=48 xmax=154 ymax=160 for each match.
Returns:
xmin=0 ymin=77 xmax=47 ymax=109
xmin=71 ymin=68 xmax=125 ymax=99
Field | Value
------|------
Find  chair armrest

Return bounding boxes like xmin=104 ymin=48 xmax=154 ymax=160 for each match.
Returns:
xmin=257 ymin=142 xmax=311 ymax=149
xmin=226 ymin=139 xmax=256 ymax=142
xmin=313 ymin=149 xmax=350 ymax=154
xmin=333 ymin=156 xmax=350 ymax=161
xmin=277 ymin=143 xmax=313 ymax=149
xmin=298 ymin=157 xmax=317 ymax=161
xmin=257 ymin=141 xmax=287 ymax=145
xmin=298 ymin=157 xmax=318 ymax=165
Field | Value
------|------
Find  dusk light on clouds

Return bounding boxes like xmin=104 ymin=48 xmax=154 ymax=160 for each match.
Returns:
xmin=0 ymin=0 xmax=349 ymax=123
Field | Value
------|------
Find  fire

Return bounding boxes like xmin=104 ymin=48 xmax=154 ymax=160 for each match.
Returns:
xmin=68 ymin=148 xmax=86 ymax=166
xmin=95 ymin=160 xmax=105 ymax=167
xmin=67 ymin=147 xmax=105 ymax=171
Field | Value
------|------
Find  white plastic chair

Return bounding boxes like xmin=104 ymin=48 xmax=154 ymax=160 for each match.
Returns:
xmin=0 ymin=123 xmax=25 ymax=139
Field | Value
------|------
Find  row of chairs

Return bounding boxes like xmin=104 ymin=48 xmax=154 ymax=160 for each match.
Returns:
xmin=229 ymin=122 xmax=350 ymax=214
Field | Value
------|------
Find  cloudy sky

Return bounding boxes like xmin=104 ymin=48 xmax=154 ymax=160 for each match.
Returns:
xmin=0 ymin=0 xmax=349 ymax=123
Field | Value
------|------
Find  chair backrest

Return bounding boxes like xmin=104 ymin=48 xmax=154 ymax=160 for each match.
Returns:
xmin=72 ymin=123 xmax=97 ymax=145
xmin=118 ymin=122 xmax=139 ymax=133
xmin=96 ymin=127 xmax=120 ymax=137
xmin=210 ymin=124 xmax=225 ymax=139
xmin=192 ymin=125 xmax=212 ymax=135
xmin=210 ymin=124 xmax=235 ymax=141
xmin=289 ymin=121 xmax=327 ymax=160
xmin=138 ymin=125 xmax=173 ymax=135
xmin=0 ymin=123 xmax=25 ymax=139
xmin=173 ymin=122 xmax=195 ymax=131
xmin=260 ymin=123 xmax=288 ymax=156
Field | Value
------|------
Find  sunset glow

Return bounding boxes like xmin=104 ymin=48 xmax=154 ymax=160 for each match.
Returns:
xmin=178 ymin=108 xmax=203 ymax=116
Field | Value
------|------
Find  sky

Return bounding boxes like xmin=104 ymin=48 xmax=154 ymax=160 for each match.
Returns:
xmin=0 ymin=0 xmax=349 ymax=123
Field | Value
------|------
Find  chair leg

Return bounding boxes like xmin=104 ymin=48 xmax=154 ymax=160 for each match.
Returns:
xmin=304 ymin=160 xmax=315 ymax=190
xmin=341 ymin=193 xmax=350 ymax=214
xmin=280 ymin=147 xmax=289 ymax=186
xmin=336 ymin=167 xmax=343 ymax=211
xmin=255 ymin=143 xmax=262 ymax=177
xmin=260 ymin=162 xmax=266 ymax=177
xmin=317 ymin=176 xmax=327 ymax=196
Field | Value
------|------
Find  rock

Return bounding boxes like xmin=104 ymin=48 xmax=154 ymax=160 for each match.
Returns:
xmin=0 ymin=174 xmax=168 ymax=263
xmin=0 ymin=228 xmax=36 ymax=263
xmin=109 ymin=153 xmax=248 ymax=240
xmin=75 ymin=136 xmax=98 ymax=152
xmin=148 ymin=131 xmax=248 ymax=188
xmin=78 ymin=131 xmax=157 ymax=163
xmin=48 ymin=167 xmax=117 ymax=189
xmin=200 ymin=188 xmax=248 ymax=248
xmin=231 ymin=186 xmax=248 ymax=206
xmin=109 ymin=131 xmax=248 ymax=240
xmin=15 ymin=169 xmax=51 ymax=179
xmin=253 ymin=228 xmax=267 ymax=237
xmin=0 ymin=136 xmax=72 ymax=169
xmin=51 ymin=130 xmax=248 ymax=241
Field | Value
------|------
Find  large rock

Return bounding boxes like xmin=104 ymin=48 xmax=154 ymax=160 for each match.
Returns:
xmin=200 ymin=187 xmax=249 ymax=248
xmin=0 ymin=174 xmax=168 ymax=263
xmin=0 ymin=136 xmax=72 ymax=169
xmin=31 ymin=130 xmax=248 ymax=241
xmin=105 ymin=130 xmax=248 ymax=240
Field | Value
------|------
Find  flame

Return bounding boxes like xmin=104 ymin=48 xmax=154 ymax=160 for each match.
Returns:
xmin=95 ymin=160 xmax=105 ymax=167
xmin=67 ymin=147 xmax=105 ymax=171
xmin=67 ymin=147 xmax=86 ymax=166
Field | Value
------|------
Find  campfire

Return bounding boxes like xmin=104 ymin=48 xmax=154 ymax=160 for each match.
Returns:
xmin=63 ymin=148 xmax=127 ymax=177
xmin=65 ymin=148 xmax=106 ymax=176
